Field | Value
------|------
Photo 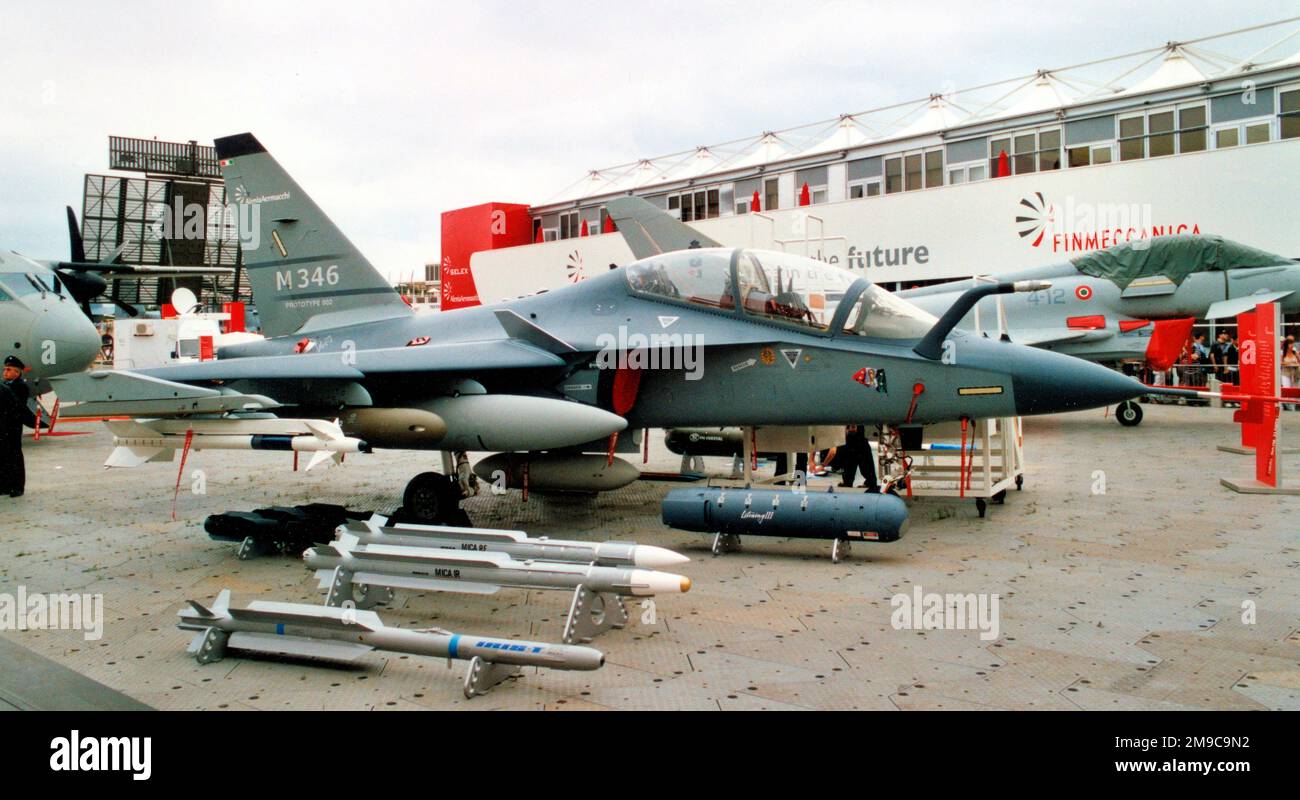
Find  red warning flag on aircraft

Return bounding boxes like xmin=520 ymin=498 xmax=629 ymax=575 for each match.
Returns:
xmin=997 ymin=151 xmax=1010 ymax=177
xmin=751 ymin=190 xmax=761 ymax=212
xmin=799 ymin=183 xmax=811 ymax=206
xmin=602 ymin=214 xmax=616 ymax=233
xmin=580 ymin=219 xmax=589 ymax=237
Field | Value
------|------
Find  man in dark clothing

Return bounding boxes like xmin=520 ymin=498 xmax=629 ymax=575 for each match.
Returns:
xmin=829 ymin=424 xmax=880 ymax=492
xmin=0 ymin=355 xmax=35 ymax=497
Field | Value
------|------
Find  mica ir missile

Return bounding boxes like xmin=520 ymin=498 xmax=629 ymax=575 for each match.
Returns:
xmin=304 ymin=534 xmax=692 ymax=599
xmin=104 ymin=417 xmax=369 ymax=470
xmin=177 ymin=590 xmax=603 ymax=697
xmin=342 ymin=518 xmax=690 ymax=569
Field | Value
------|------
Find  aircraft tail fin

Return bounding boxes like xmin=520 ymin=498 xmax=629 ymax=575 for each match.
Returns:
xmin=214 ymin=133 xmax=412 ymax=338
xmin=605 ymin=196 xmax=722 ymax=260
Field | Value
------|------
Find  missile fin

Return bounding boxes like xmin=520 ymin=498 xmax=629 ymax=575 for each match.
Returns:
xmin=305 ymin=450 xmax=334 ymax=471
xmin=105 ymin=445 xmax=170 ymax=468
xmin=227 ymin=632 xmax=373 ymax=662
xmin=352 ymin=571 xmax=501 ymax=595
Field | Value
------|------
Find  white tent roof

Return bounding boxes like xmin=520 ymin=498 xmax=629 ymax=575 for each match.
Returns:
xmin=1121 ymin=48 xmax=1208 ymax=94
xmin=607 ymin=159 xmax=666 ymax=192
xmin=893 ymin=98 xmax=966 ymax=139
xmin=665 ymin=147 xmax=721 ymax=180
xmin=726 ymin=134 xmax=791 ymax=170
xmin=992 ymin=74 xmax=1076 ymax=119
xmin=799 ymin=117 xmax=874 ymax=156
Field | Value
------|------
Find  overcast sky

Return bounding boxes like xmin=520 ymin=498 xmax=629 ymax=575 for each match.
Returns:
xmin=2 ymin=1 xmax=1297 ymax=281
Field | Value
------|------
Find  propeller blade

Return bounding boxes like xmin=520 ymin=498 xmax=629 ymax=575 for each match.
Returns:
xmin=65 ymin=206 xmax=86 ymax=263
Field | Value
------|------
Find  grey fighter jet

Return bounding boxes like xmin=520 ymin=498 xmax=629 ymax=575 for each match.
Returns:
xmin=609 ymin=196 xmax=1300 ymax=426
xmin=54 ymin=133 xmax=1157 ymax=523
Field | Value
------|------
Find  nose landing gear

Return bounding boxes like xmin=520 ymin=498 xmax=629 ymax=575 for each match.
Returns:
xmin=1116 ymin=400 xmax=1143 ymax=427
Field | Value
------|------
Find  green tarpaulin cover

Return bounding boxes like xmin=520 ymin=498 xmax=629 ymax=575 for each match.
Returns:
xmin=1070 ymin=235 xmax=1292 ymax=289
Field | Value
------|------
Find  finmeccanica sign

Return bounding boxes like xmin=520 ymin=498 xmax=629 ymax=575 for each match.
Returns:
xmin=1019 ymin=191 xmax=1203 ymax=253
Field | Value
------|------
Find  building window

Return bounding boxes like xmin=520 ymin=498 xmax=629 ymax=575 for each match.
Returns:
xmin=904 ymin=153 xmax=923 ymax=191
xmin=946 ymin=162 xmax=986 ymax=184
xmin=1213 ymin=118 xmax=1273 ymax=149
xmin=810 ymin=185 xmax=828 ymax=204
xmin=1282 ymin=87 xmax=1300 ymax=139
xmin=763 ymin=178 xmax=779 ymax=212
xmin=1178 ymin=105 xmax=1207 ymax=152
xmin=1119 ymin=115 xmax=1145 ymax=160
xmin=1119 ymin=105 xmax=1206 ymax=161
xmin=991 ymin=128 xmax=1059 ymax=175
xmin=559 ymin=211 xmax=579 ymax=239
xmin=885 ymin=157 xmax=903 ymax=193
xmin=887 ymin=148 xmax=942 ymax=192
xmin=848 ymin=180 xmax=882 ymax=199
xmin=666 ymin=188 xmax=721 ymax=222
xmin=1148 ymin=110 xmax=1175 ymax=157
xmin=924 ymin=150 xmax=944 ymax=188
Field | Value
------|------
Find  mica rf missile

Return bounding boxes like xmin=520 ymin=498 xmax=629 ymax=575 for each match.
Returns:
xmin=303 ymin=533 xmax=692 ymax=598
xmin=177 ymin=590 xmax=604 ymax=697
xmin=341 ymin=518 xmax=690 ymax=569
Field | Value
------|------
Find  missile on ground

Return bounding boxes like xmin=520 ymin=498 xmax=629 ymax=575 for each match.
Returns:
xmin=342 ymin=518 xmax=689 ymax=569
xmin=303 ymin=534 xmax=691 ymax=642
xmin=177 ymin=589 xmax=603 ymax=698
xmin=661 ymin=485 xmax=909 ymax=562
xmin=472 ymin=451 xmax=640 ymax=493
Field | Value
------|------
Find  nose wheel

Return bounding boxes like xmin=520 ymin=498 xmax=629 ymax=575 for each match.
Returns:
xmin=1116 ymin=400 xmax=1143 ymax=427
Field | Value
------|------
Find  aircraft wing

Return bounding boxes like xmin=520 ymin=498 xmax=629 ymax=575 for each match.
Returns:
xmin=136 ymin=339 xmax=566 ymax=385
xmin=1005 ymin=329 xmax=1097 ymax=347
xmin=58 ymin=262 xmax=236 ymax=277
xmin=606 ymin=196 xmax=722 ymax=259
xmin=1204 ymin=290 xmax=1295 ymax=319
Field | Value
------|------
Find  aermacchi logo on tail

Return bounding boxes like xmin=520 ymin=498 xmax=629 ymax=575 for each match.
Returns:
xmin=1015 ymin=192 xmax=1055 ymax=248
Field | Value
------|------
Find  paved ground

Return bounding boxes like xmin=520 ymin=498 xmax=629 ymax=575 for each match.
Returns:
xmin=1 ymin=404 xmax=1297 ymax=710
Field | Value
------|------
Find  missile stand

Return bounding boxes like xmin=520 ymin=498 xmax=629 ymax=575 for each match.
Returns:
xmin=320 ymin=566 xmax=629 ymax=644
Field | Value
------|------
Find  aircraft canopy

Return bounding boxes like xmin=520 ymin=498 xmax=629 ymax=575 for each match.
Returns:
xmin=625 ymin=248 xmax=937 ymax=339
xmin=1070 ymin=235 xmax=1293 ymax=289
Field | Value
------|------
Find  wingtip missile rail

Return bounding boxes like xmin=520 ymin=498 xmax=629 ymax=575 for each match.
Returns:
xmin=177 ymin=590 xmax=604 ymax=698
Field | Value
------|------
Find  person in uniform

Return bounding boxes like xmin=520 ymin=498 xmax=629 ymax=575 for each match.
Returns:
xmin=0 ymin=355 xmax=35 ymax=497
xmin=828 ymin=424 xmax=880 ymax=492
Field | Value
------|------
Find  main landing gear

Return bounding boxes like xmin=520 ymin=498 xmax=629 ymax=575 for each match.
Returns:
xmin=397 ymin=452 xmax=476 ymax=525
xmin=1116 ymin=400 xmax=1143 ymax=427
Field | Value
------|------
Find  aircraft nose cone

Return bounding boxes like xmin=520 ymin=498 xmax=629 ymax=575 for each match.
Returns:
xmin=1008 ymin=346 xmax=1147 ymax=416
xmin=28 ymin=304 xmax=101 ymax=380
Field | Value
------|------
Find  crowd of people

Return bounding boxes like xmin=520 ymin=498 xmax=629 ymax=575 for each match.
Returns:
xmin=1141 ymin=331 xmax=1299 ymax=408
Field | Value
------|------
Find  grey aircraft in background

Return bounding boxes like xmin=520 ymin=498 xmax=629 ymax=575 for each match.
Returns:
xmin=55 ymin=133 xmax=1166 ymax=523
xmin=607 ymin=196 xmax=1300 ymax=426
xmin=1 ymin=208 xmax=233 ymax=392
